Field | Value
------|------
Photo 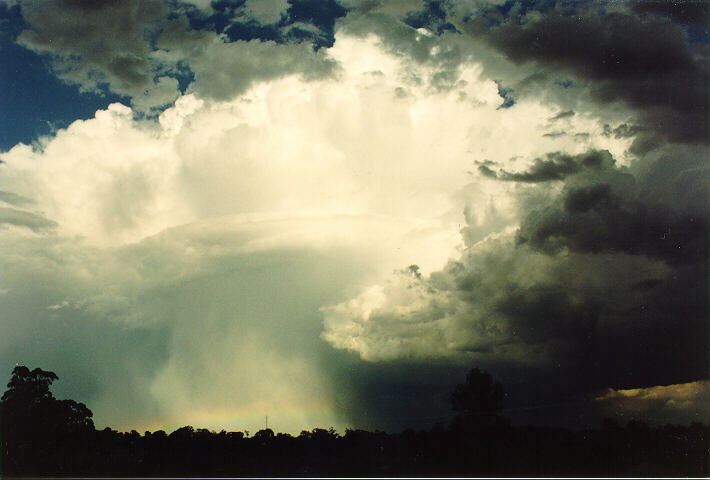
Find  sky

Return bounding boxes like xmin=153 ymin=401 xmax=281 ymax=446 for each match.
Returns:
xmin=0 ymin=0 xmax=708 ymax=435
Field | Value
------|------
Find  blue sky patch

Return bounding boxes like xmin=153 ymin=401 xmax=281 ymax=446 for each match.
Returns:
xmin=0 ymin=5 xmax=127 ymax=151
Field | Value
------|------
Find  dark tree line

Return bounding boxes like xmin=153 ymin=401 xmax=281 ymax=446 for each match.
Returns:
xmin=1 ymin=365 xmax=707 ymax=476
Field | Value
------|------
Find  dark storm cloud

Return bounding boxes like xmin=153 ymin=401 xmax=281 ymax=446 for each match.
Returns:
xmin=17 ymin=0 xmax=167 ymax=96
xmin=336 ymin=0 xmax=710 ymax=425
xmin=632 ymin=0 xmax=709 ymax=27
xmin=517 ymin=151 xmax=708 ymax=267
xmin=519 ymin=184 xmax=707 ymax=265
xmin=496 ymin=284 xmax=601 ymax=345
xmin=479 ymin=150 xmax=613 ymax=183
xmin=489 ymin=147 xmax=707 ymax=389
xmin=459 ymin=252 xmax=702 ymax=391
xmin=603 ymin=123 xmax=648 ymax=139
xmin=326 ymin=144 xmax=708 ymax=429
xmin=457 ymin=2 xmax=709 ymax=153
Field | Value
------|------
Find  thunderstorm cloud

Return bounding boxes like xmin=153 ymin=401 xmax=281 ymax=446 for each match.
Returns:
xmin=0 ymin=0 xmax=706 ymax=433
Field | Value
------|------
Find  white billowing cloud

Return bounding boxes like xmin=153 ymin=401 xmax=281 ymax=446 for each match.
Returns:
xmin=2 ymin=32 xmax=623 ymax=249
xmin=158 ymin=93 xmax=205 ymax=136
xmin=0 ymin=31 xmax=627 ymax=432
xmin=321 ymin=234 xmax=520 ymax=363
xmin=0 ymin=103 xmax=186 ymax=245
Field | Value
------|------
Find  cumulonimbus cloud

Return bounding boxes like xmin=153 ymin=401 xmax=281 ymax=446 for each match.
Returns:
xmin=0 ymin=28 xmax=629 ymax=432
xmin=2 ymin=0 xmax=706 ymax=433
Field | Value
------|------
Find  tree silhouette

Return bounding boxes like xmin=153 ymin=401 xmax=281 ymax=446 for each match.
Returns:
xmin=1 ymin=366 xmax=57 ymax=402
xmin=1 ymin=365 xmax=707 ymax=476
xmin=1 ymin=365 xmax=93 ymax=442
xmin=254 ymin=428 xmax=275 ymax=442
xmin=450 ymin=367 xmax=505 ymax=426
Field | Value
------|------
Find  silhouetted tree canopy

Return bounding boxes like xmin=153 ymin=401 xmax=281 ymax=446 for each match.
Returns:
xmin=451 ymin=368 xmax=504 ymax=425
xmin=1 ymin=365 xmax=707 ymax=477
xmin=254 ymin=428 xmax=275 ymax=440
xmin=1 ymin=366 xmax=57 ymax=404
xmin=1 ymin=365 xmax=93 ymax=442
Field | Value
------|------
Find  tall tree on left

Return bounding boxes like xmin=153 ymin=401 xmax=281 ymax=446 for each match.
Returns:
xmin=1 ymin=365 xmax=94 ymax=473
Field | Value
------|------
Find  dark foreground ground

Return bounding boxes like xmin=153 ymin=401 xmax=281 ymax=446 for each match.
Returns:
xmin=2 ymin=420 xmax=708 ymax=477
